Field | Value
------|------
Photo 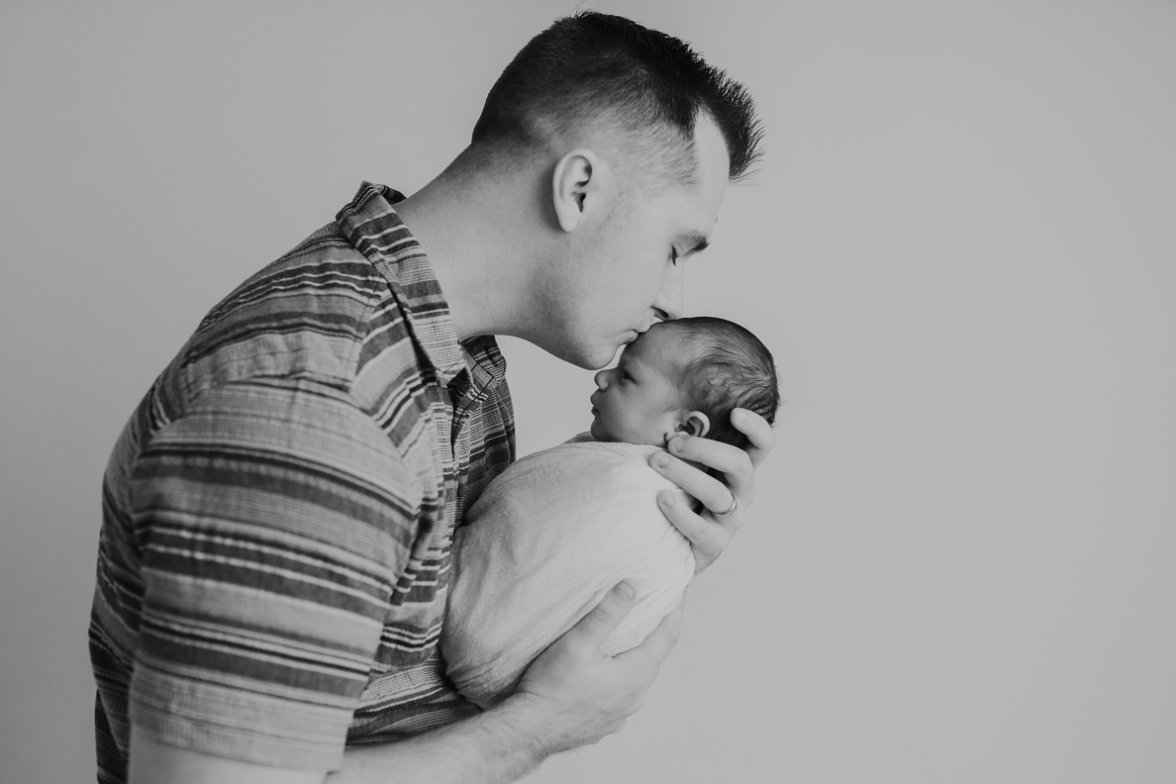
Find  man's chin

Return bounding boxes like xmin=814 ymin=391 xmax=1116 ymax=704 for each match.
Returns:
xmin=573 ymin=345 xmax=624 ymax=371
xmin=536 ymin=334 xmax=624 ymax=370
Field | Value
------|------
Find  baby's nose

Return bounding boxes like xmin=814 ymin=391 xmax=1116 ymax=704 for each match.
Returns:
xmin=594 ymin=369 xmax=610 ymax=390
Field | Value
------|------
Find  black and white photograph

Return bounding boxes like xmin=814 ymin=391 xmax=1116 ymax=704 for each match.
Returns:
xmin=1 ymin=1 xmax=1173 ymax=782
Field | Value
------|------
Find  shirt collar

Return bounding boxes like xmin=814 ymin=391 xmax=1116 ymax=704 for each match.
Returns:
xmin=335 ymin=181 xmax=504 ymax=388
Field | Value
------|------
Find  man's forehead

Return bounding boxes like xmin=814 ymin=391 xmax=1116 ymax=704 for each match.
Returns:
xmin=665 ymin=146 xmax=727 ymax=244
xmin=687 ymin=113 xmax=732 ymax=221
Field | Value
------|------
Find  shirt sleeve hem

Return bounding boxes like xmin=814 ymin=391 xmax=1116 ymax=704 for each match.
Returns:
xmin=129 ymin=664 xmax=352 ymax=773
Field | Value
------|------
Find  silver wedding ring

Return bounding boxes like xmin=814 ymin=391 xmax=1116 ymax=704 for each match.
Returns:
xmin=715 ymin=493 xmax=739 ymax=518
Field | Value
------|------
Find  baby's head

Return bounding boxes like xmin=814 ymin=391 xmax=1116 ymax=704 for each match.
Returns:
xmin=589 ymin=316 xmax=779 ymax=448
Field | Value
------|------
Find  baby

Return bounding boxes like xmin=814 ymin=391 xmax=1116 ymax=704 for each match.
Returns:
xmin=442 ymin=316 xmax=780 ymax=708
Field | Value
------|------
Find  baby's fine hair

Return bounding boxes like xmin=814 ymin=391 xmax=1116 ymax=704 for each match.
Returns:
xmin=653 ymin=316 xmax=780 ymax=449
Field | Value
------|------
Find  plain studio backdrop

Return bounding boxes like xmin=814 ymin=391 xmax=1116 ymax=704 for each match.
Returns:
xmin=1 ymin=1 xmax=1173 ymax=782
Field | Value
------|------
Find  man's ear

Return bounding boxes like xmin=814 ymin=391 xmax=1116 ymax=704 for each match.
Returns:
xmin=551 ymin=148 xmax=600 ymax=233
xmin=680 ymin=411 xmax=710 ymax=438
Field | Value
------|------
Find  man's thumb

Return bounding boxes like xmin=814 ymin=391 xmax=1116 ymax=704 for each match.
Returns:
xmin=575 ymin=581 xmax=636 ymax=643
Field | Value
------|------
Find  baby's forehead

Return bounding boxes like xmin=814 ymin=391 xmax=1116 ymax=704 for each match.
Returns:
xmin=627 ymin=327 xmax=701 ymax=373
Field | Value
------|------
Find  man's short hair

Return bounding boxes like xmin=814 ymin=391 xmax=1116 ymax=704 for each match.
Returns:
xmin=471 ymin=11 xmax=763 ymax=186
xmin=654 ymin=316 xmax=780 ymax=449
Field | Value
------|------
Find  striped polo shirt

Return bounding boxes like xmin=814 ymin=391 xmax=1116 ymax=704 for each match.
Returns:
xmin=89 ymin=182 xmax=516 ymax=781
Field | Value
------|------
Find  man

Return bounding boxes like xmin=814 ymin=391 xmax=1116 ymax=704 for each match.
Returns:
xmin=90 ymin=12 xmax=774 ymax=783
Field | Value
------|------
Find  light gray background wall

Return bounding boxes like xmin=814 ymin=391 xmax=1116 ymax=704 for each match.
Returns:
xmin=1 ymin=1 xmax=1173 ymax=782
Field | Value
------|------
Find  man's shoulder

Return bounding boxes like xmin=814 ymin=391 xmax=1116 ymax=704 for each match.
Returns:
xmin=173 ymin=223 xmax=410 ymax=401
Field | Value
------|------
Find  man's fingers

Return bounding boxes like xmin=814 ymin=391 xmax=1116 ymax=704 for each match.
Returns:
xmin=658 ymin=490 xmax=728 ymax=545
xmin=732 ymin=408 xmax=775 ymax=468
xmin=657 ymin=491 xmax=733 ymax=573
xmin=651 ymin=408 xmax=773 ymax=504
xmin=668 ymin=431 xmax=753 ymax=478
xmin=569 ymin=582 xmax=637 ymax=646
xmin=615 ymin=594 xmax=685 ymax=668
xmin=647 ymin=408 xmax=773 ymax=573
xmin=653 ymin=439 xmax=752 ymax=510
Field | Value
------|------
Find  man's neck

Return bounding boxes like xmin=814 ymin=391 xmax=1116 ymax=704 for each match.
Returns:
xmin=393 ymin=156 xmax=549 ymax=344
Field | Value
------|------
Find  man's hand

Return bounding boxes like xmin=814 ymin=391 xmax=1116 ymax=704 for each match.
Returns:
xmin=326 ymin=586 xmax=684 ymax=783
xmin=510 ymin=581 xmax=684 ymax=753
xmin=648 ymin=407 xmax=775 ymax=573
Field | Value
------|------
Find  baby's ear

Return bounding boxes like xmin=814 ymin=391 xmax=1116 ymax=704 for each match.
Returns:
xmin=681 ymin=411 xmax=710 ymax=438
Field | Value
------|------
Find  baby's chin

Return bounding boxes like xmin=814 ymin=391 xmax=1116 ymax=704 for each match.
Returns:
xmin=589 ymin=418 xmax=628 ymax=443
xmin=588 ymin=418 xmax=609 ymax=441
xmin=589 ymin=419 xmax=664 ymax=447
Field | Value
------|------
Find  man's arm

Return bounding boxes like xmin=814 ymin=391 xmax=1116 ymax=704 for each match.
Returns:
xmin=648 ymin=407 xmax=776 ymax=572
xmin=333 ymin=583 xmax=681 ymax=783
xmin=129 ymin=583 xmax=681 ymax=784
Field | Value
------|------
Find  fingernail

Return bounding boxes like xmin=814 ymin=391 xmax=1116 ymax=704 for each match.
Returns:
xmin=652 ymin=453 xmax=670 ymax=468
xmin=668 ymin=435 xmax=684 ymax=453
xmin=613 ymin=581 xmax=635 ymax=601
xmin=658 ymin=491 xmax=673 ymax=508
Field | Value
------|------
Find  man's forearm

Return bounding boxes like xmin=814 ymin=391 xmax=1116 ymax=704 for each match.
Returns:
xmin=328 ymin=695 xmax=558 ymax=784
xmin=329 ymin=582 xmax=678 ymax=783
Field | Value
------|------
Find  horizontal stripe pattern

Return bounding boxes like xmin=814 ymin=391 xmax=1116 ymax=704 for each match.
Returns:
xmin=91 ymin=183 xmax=515 ymax=779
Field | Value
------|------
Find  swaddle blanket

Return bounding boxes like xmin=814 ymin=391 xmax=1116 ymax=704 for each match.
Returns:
xmin=443 ymin=437 xmax=696 ymax=708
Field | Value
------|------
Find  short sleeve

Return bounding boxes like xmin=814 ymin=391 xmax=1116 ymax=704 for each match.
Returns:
xmin=126 ymin=380 xmax=421 ymax=772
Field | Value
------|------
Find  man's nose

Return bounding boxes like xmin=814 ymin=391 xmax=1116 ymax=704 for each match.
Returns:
xmin=656 ymin=266 xmax=686 ymax=321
